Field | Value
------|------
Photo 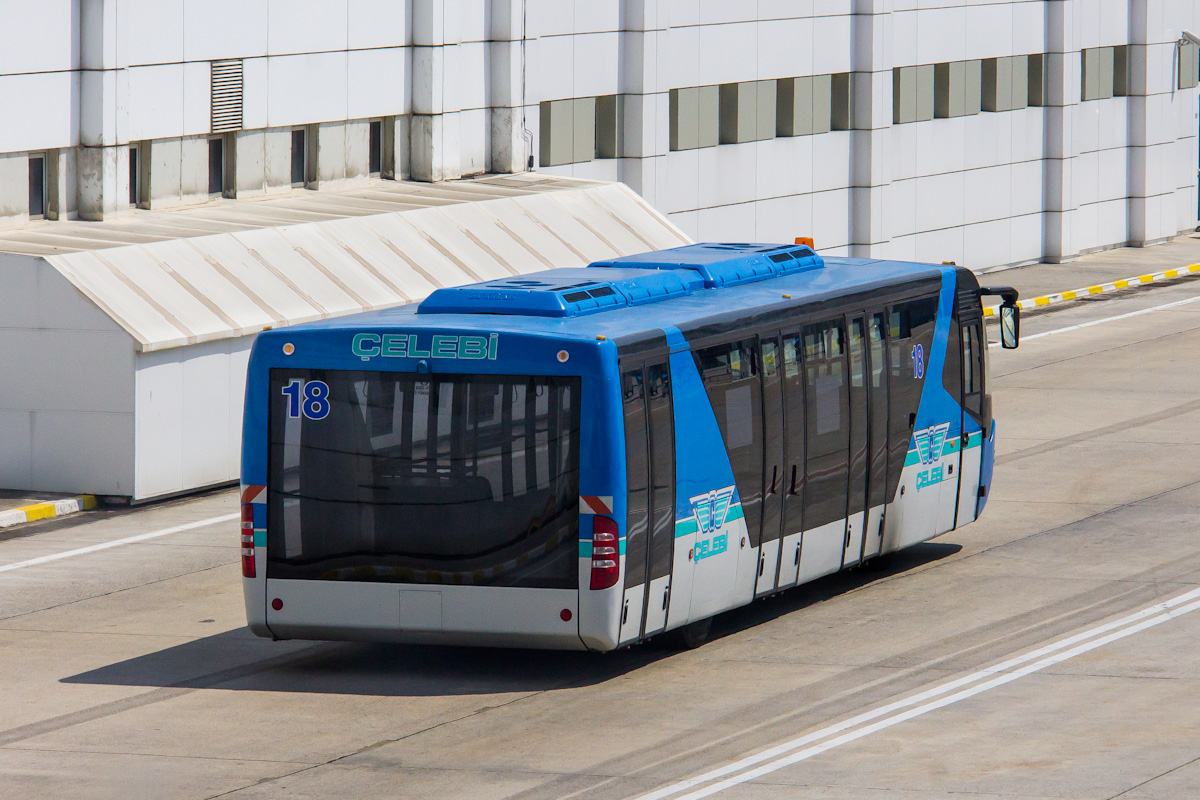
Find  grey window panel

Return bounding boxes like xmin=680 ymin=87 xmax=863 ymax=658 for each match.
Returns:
xmin=1180 ymin=43 xmax=1198 ymax=90
xmin=893 ymin=67 xmax=915 ymax=124
xmin=720 ymin=82 xmax=758 ymax=144
xmin=935 ymin=62 xmax=966 ymax=118
xmin=1097 ymin=46 xmax=1114 ymax=100
xmin=596 ymin=95 xmax=622 ymax=159
xmin=698 ymin=85 xmax=719 ymax=147
xmin=1082 ymin=48 xmax=1102 ymax=101
xmin=983 ymin=57 xmax=1014 ymax=112
xmin=539 ymin=99 xmax=574 ymax=166
xmin=915 ymin=64 xmax=935 ymax=121
xmin=1010 ymin=55 xmax=1029 ymax=109
xmin=777 ymin=77 xmax=809 ymax=136
xmin=573 ymin=97 xmax=596 ymax=163
xmin=831 ymin=73 xmax=852 ymax=130
xmin=1113 ymin=46 xmax=1128 ymax=97
xmin=669 ymin=87 xmax=699 ymax=151
xmin=755 ymin=80 xmax=777 ymax=141
xmin=1028 ymin=53 xmax=1045 ymax=106
xmin=964 ymin=59 xmax=982 ymax=114
xmin=812 ymin=73 xmax=832 ymax=133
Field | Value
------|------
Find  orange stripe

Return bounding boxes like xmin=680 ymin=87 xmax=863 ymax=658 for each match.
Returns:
xmin=241 ymin=485 xmax=265 ymax=503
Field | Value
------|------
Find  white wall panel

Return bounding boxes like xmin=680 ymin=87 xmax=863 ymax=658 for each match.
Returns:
xmin=124 ymin=0 xmax=185 ymax=66
xmin=268 ymin=0 xmax=349 ymax=56
xmin=0 ymin=329 xmax=133 ymax=414
xmin=697 ymin=200 xmax=755 ymax=241
xmin=182 ymin=61 xmax=211 ymax=136
xmin=456 ymin=42 xmax=488 ymax=110
xmin=810 ymin=15 xmax=851 ymax=75
xmin=348 ymin=0 xmax=410 ymax=49
xmin=0 ymin=0 xmax=78 ymax=74
xmin=698 ymin=23 xmax=758 ymax=85
xmin=125 ymin=65 xmax=185 ymax=141
xmin=32 ymin=410 xmax=134 ymax=495
xmin=182 ymin=0 xmax=269 ymax=61
xmin=180 ymin=347 xmax=235 ymax=488
xmin=573 ymin=33 xmax=620 ymax=99
xmin=347 ymin=47 xmax=410 ymax=119
xmin=267 ymin=52 xmax=349 ymax=127
xmin=529 ymin=34 xmax=573 ymax=101
xmin=134 ymin=355 xmax=184 ymax=498
xmin=0 ymin=72 xmax=78 ymax=152
xmin=811 ymin=188 xmax=850 ymax=249
xmin=757 ymin=17 xmax=813 ymax=81
xmin=0 ymin=410 xmax=32 ymax=489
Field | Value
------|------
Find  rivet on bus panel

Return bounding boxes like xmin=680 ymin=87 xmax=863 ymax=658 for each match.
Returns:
xmin=557 ymin=350 xmax=569 ymax=363
xmin=282 ymin=342 xmax=295 ymax=355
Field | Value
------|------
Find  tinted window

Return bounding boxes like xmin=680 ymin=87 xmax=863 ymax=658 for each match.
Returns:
xmin=802 ymin=320 xmax=849 ymax=529
xmin=964 ymin=321 xmax=985 ymax=421
xmin=647 ymin=363 xmax=675 ymax=580
xmin=694 ymin=339 xmax=763 ymax=546
xmin=622 ymin=369 xmax=649 ymax=588
xmin=886 ymin=296 xmax=939 ymax=500
xmin=267 ymin=370 xmax=580 ymax=588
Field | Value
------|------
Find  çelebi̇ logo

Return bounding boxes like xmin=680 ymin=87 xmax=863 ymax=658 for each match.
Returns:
xmin=913 ymin=422 xmax=952 ymax=492
xmin=351 ymin=332 xmax=498 ymax=362
xmin=690 ymin=486 xmax=735 ymax=535
xmin=913 ymin=422 xmax=951 ymax=466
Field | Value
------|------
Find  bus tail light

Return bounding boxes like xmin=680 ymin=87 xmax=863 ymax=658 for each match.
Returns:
xmin=240 ymin=503 xmax=256 ymax=578
xmin=590 ymin=516 xmax=620 ymax=590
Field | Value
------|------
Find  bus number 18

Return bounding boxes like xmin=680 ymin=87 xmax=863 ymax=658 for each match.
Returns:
xmin=282 ymin=379 xmax=330 ymax=420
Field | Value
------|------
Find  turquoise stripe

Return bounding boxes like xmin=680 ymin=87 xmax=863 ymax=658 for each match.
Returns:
xmin=579 ymin=538 xmax=626 ymax=558
xmin=674 ymin=502 xmax=744 ymax=538
xmin=253 ymin=529 xmax=266 ymax=547
xmin=904 ymin=429 xmax=984 ymax=466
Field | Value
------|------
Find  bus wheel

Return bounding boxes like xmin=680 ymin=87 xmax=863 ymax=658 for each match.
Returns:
xmin=678 ymin=617 xmax=712 ymax=650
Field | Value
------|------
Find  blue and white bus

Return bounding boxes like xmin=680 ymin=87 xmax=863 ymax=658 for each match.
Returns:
xmin=239 ymin=243 xmax=1019 ymax=650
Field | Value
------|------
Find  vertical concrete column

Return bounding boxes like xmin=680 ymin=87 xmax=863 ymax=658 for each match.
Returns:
xmin=78 ymin=0 xmax=130 ymax=220
xmin=850 ymin=0 xmax=894 ymax=258
xmin=616 ymin=0 xmax=665 ymax=204
xmin=411 ymin=0 xmax=463 ymax=182
xmin=1041 ymin=0 xmax=1079 ymax=263
xmin=1127 ymin=1 xmax=1191 ymax=245
xmin=488 ymin=0 xmax=530 ymax=173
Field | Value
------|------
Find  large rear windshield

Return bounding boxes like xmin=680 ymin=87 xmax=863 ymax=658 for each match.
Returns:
xmin=267 ymin=369 xmax=581 ymax=588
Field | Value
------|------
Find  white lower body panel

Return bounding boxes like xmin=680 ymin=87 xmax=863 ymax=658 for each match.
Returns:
xmin=756 ymin=538 xmax=780 ymax=595
xmin=265 ymin=579 xmax=586 ymax=650
xmin=799 ymin=518 xmax=846 ymax=584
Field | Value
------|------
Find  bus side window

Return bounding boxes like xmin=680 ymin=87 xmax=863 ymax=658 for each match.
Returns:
xmin=694 ymin=338 xmax=764 ymax=547
xmin=646 ymin=363 xmax=675 ymax=582
xmin=622 ymin=369 xmax=650 ymax=590
xmin=964 ymin=321 xmax=985 ymax=421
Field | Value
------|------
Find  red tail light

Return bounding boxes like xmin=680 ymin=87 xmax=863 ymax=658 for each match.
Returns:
xmin=240 ymin=503 xmax=256 ymax=578
xmin=589 ymin=515 xmax=620 ymax=590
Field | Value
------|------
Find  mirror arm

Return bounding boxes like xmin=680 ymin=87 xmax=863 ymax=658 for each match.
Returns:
xmin=978 ymin=285 xmax=1019 ymax=306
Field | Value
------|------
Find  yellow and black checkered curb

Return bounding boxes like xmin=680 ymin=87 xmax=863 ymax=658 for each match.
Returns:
xmin=983 ymin=263 xmax=1200 ymax=317
xmin=0 ymin=495 xmax=97 ymax=529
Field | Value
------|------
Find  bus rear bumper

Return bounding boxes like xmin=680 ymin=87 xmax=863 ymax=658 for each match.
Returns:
xmin=260 ymin=579 xmax=587 ymax=650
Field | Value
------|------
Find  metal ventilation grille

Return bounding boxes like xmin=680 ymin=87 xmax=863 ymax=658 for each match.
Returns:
xmin=210 ymin=60 xmax=243 ymax=133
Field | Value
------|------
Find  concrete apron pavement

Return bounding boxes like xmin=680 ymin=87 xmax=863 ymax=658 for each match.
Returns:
xmin=0 ymin=269 xmax=1199 ymax=797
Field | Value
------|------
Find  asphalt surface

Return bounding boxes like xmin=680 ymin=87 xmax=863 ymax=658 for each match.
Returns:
xmin=2 ymin=268 xmax=1200 ymax=799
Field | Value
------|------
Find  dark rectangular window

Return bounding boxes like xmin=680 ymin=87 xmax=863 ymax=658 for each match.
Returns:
xmin=886 ymin=296 xmax=939 ymax=499
xmin=291 ymin=129 xmax=306 ymax=186
xmin=646 ymin=363 xmax=675 ymax=581
xmin=267 ymin=369 xmax=581 ymax=588
xmin=369 ymin=120 xmax=383 ymax=175
xmin=964 ymin=321 xmax=985 ymax=422
xmin=802 ymin=320 xmax=849 ymax=530
xmin=622 ymin=369 xmax=649 ymax=589
xmin=128 ymin=146 xmax=139 ymax=206
xmin=28 ymin=155 xmax=44 ymax=218
xmin=208 ymin=138 xmax=224 ymax=195
xmin=694 ymin=338 xmax=763 ymax=546
xmin=867 ymin=312 xmax=889 ymax=509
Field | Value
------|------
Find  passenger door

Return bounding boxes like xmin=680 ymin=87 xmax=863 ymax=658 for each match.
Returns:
xmin=776 ymin=331 xmax=806 ymax=589
xmin=862 ymin=311 xmax=890 ymax=560
xmin=757 ymin=336 xmax=785 ymax=596
xmin=618 ymin=360 xmax=676 ymax=644
xmin=843 ymin=316 xmax=869 ymax=567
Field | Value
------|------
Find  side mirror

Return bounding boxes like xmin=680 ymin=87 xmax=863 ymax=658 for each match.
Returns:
xmin=999 ymin=303 xmax=1020 ymax=349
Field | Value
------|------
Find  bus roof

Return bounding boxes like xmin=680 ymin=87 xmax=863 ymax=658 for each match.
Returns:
xmin=291 ymin=243 xmax=952 ymax=344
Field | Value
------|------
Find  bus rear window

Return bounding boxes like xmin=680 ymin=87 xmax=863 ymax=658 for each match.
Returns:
xmin=266 ymin=369 xmax=580 ymax=588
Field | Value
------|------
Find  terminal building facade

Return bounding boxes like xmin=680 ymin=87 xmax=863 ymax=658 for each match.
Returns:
xmin=1 ymin=0 xmax=1200 ymax=500
xmin=1 ymin=1 xmax=1198 ymax=268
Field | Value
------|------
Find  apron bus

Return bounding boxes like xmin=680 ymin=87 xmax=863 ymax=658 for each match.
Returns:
xmin=239 ymin=243 xmax=1019 ymax=650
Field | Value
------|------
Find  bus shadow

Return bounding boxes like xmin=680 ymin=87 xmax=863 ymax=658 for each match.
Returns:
xmin=62 ymin=542 xmax=959 ymax=697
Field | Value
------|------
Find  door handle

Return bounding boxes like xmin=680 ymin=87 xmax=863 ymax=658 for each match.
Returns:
xmin=787 ymin=465 xmax=798 ymax=496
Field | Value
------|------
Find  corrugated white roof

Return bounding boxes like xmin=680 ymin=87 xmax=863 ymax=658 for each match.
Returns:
xmin=37 ymin=178 xmax=689 ymax=352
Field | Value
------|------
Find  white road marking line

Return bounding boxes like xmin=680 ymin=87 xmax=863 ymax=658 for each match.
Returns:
xmin=635 ymin=586 xmax=1200 ymax=800
xmin=0 ymin=514 xmax=239 ymax=574
xmin=990 ymin=294 xmax=1200 ymax=349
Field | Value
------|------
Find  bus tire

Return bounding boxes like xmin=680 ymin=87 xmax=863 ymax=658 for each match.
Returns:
xmin=678 ymin=617 xmax=712 ymax=650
